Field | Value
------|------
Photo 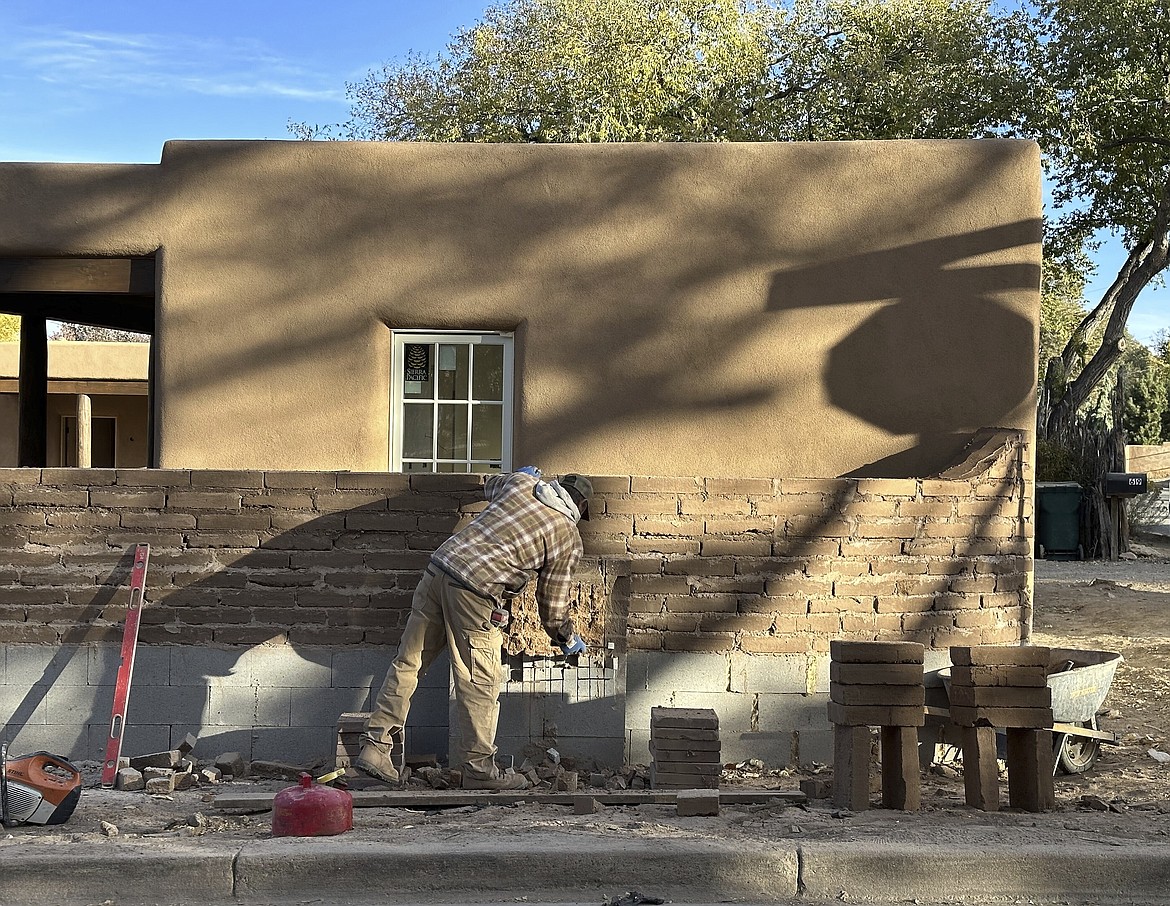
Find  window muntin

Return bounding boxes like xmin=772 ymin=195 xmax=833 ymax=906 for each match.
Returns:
xmin=391 ymin=332 xmax=513 ymax=473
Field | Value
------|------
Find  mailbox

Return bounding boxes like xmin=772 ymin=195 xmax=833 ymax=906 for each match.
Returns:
xmin=1104 ymin=472 xmax=1147 ymax=496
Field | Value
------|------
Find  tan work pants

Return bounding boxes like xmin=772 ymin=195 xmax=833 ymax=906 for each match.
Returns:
xmin=367 ymin=565 xmax=504 ymax=780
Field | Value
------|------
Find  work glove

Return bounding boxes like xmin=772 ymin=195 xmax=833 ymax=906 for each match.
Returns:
xmin=559 ymin=634 xmax=586 ymax=657
xmin=516 ymin=465 xmax=542 ymax=478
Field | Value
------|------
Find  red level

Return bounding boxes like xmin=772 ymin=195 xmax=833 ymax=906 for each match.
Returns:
xmin=100 ymin=543 xmax=150 ymax=788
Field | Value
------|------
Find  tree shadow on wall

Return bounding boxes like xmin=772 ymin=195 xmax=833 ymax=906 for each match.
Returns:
xmin=766 ymin=220 xmax=1041 ymax=479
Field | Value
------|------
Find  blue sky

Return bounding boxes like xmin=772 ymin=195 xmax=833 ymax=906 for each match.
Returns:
xmin=0 ymin=0 xmax=1163 ymax=347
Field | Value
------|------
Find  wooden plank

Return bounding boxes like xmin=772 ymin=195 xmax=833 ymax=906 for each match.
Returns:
xmin=0 ymin=257 xmax=155 ymax=295
xmin=212 ymin=788 xmax=806 ymax=811
xmin=18 ymin=316 xmax=47 ymax=467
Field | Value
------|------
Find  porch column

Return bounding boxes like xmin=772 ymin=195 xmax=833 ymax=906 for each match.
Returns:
xmin=17 ymin=315 xmax=47 ymax=467
xmin=76 ymin=393 xmax=92 ymax=468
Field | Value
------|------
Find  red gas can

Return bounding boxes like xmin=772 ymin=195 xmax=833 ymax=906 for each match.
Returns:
xmin=271 ymin=773 xmax=353 ymax=837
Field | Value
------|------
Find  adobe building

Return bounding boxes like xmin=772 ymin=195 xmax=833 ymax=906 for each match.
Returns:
xmin=0 ymin=140 xmax=1041 ymax=769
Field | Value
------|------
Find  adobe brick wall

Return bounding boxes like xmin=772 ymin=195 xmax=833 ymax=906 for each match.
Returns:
xmin=0 ymin=429 xmax=1032 ymax=766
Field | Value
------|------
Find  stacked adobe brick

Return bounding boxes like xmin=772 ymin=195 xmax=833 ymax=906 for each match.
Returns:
xmin=648 ymin=706 xmax=721 ymax=790
xmin=949 ymin=644 xmax=1055 ymax=812
xmin=827 ymin=640 xmax=925 ymax=810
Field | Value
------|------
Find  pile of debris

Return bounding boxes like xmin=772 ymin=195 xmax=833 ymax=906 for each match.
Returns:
xmin=110 ymin=735 xmax=324 ymax=796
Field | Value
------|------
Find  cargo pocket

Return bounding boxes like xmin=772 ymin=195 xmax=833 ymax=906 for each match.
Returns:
xmin=466 ymin=629 xmax=501 ymax=686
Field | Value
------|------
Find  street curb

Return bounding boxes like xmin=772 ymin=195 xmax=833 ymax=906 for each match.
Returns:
xmin=0 ymin=845 xmax=236 ymax=906
xmin=4 ymin=840 xmax=1170 ymax=905
xmin=800 ymin=842 xmax=1170 ymax=902
xmin=234 ymin=839 xmax=800 ymax=902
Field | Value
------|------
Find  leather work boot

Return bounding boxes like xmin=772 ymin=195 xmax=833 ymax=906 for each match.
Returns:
xmin=354 ymin=731 xmax=400 ymax=783
xmin=461 ymin=770 xmax=531 ymax=791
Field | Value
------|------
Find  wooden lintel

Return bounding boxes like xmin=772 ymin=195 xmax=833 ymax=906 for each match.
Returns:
xmin=0 ymin=257 xmax=155 ymax=296
xmin=0 ymin=293 xmax=153 ymax=333
xmin=0 ymin=380 xmax=150 ymax=396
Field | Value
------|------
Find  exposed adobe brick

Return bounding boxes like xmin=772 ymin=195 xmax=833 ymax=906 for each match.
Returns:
xmin=663 ymin=594 xmax=738 ymax=614
xmin=197 ymin=513 xmax=274 ymax=532
xmin=166 ymin=490 xmax=243 ymax=512
xmin=628 ymin=557 xmax=665 ymax=574
xmin=361 ymin=628 xmax=406 ymax=646
xmin=90 ymin=488 xmax=167 ymax=508
xmin=323 ymin=571 xmax=401 ymax=589
xmin=285 ymin=550 xmax=365 ymax=570
xmin=367 ymin=590 xmax=416 ymax=609
xmin=634 ymin=517 xmax=704 ymax=536
xmin=185 ymin=533 xmax=263 ymax=549
xmin=0 ymin=624 xmax=62 ymax=643
xmin=191 ymin=470 xmax=266 ymax=489
xmin=902 ymin=611 xmax=954 ymax=632
xmin=765 ymin=575 xmax=832 ymax=596
xmin=691 ymin=577 xmax=767 ymax=596
xmin=949 ymin=576 xmax=997 ymax=594
xmin=627 ymin=631 xmax=664 ymax=649
xmin=830 ymin=661 xmax=924 ymax=685
xmin=803 ymin=612 xmax=842 ymax=634
xmin=972 ymin=520 xmax=1021 ymax=540
xmin=981 ymin=625 xmax=1023 ymax=645
xmin=780 ymin=478 xmax=853 ymax=495
xmin=119 ymin=513 xmax=196 ymax=530
xmin=704 ymin=477 xmax=775 ymax=495
xmin=856 ymin=478 xmax=919 ymax=497
xmin=827 ymin=701 xmax=924 ymax=727
xmin=664 ymin=557 xmax=734 ymax=576
xmin=840 ymin=540 xmax=904 ymax=558
xmin=297 ymin=589 xmax=366 ymax=608
xmin=841 ymin=612 xmax=877 ymax=633
xmin=755 ymin=494 xmax=826 ymax=516
xmin=955 ymin=609 xmax=1016 ymax=629
xmin=603 ymin=496 xmax=682 ymax=519
xmin=0 ymin=587 xmax=68 ymax=604
xmin=902 ymin=539 xmax=955 ymax=557
xmin=892 ymin=575 xmax=952 ymax=596
xmin=979 ymin=556 xmax=1029 ymax=574
xmin=834 ymin=577 xmax=898 ymax=597
xmin=582 ymin=539 xmax=629 ymax=557
xmin=249 ymin=570 xmax=322 ymax=588
xmin=807 ymin=559 xmax=869 ymax=577
xmin=629 ymin=538 xmax=699 ymax=555
xmin=631 ymin=575 xmax=691 ymax=595
xmin=899 ymin=499 xmax=956 ymax=518
xmin=931 ymin=627 xmax=986 ymax=648
xmin=740 ymin=635 xmax=815 ymax=654
xmin=950 ymin=644 xmax=1049 ymax=667
xmin=363 ymin=551 xmax=430 ymax=570
xmin=343 ymin=512 xmax=418 ymax=531
xmin=631 ymin=476 xmax=703 ymax=493
xmin=243 ymin=490 xmax=315 ymax=509
xmin=949 ymin=705 xmax=1053 ymax=729
xmin=949 ymin=685 xmax=1051 ymax=709
xmin=263 ymin=472 xmax=340 ymax=490
xmin=115 ymin=469 xmax=192 ymax=487
xmin=772 ymin=539 xmax=840 ymax=557
xmin=314 ymin=492 xmax=395 ymax=514
xmin=950 ymin=664 xmax=1048 ymax=686
xmin=960 ymin=540 xmax=1012 ymax=557
xmin=701 ymin=613 xmax=775 ymax=633
xmin=875 ymin=595 xmax=936 ymax=614
xmin=4 ymin=550 xmax=61 ymax=567
xmin=47 ymin=511 xmax=121 ymax=530
xmin=740 ymin=595 xmax=808 ymax=616
xmin=871 ymin=558 xmax=930 ymax=576
xmin=681 ymin=496 xmax=751 ymax=517
xmin=0 ymin=468 xmax=44 ymax=485
xmin=139 ymin=625 xmax=214 ymax=644
xmin=785 ymin=516 xmax=852 ymax=537
xmin=701 ymin=538 xmax=771 ymax=557
xmin=810 ymin=596 xmax=873 ymax=613
xmin=861 ymin=522 xmax=921 ymax=543
xmin=772 ymin=613 xmax=809 ymax=633
xmin=704 ymin=517 xmax=776 ymax=534
xmin=957 ymin=499 xmax=1013 ymax=519
xmin=210 ymin=625 xmax=287 ymax=645
xmin=999 ymin=541 xmax=1033 ymax=557
xmin=13 ymin=487 xmax=89 ymax=506
xmin=585 ymin=476 xmax=632 ymax=494
xmin=830 ymin=639 xmax=924 ymax=663
xmin=981 ymin=592 xmax=1025 ymax=611
xmin=829 ymin=685 xmax=925 ymax=707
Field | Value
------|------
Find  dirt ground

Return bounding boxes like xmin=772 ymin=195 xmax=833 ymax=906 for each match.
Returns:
xmin=6 ymin=538 xmax=1170 ymax=853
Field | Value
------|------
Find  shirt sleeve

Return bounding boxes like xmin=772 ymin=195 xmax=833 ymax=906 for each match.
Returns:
xmin=536 ymin=533 xmax=582 ymax=643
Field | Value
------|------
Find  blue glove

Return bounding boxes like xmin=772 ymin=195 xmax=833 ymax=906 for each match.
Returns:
xmin=516 ymin=465 xmax=542 ymax=478
xmin=559 ymin=634 xmax=586 ymax=657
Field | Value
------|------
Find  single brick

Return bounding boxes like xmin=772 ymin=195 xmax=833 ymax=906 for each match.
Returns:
xmin=950 ymin=645 xmax=1049 ymax=667
xmin=948 ymin=685 xmax=1052 ymax=709
xmin=675 ymin=789 xmax=720 ymax=816
xmin=948 ymin=705 xmax=1053 ymax=728
xmin=880 ymin=724 xmax=921 ymax=811
xmin=651 ymin=706 xmax=719 ymax=730
xmin=1005 ymin=727 xmax=1055 ymax=813
xmin=827 ymin=701 xmax=924 ymax=727
xmin=829 ymin=640 xmax=925 ymax=664
xmin=832 ymin=724 xmax=871 ymax=811
xmin=829 ymin=685 xmax=925 ymax=708
xmin=961 ymin=725 xmax=1000 ymax=811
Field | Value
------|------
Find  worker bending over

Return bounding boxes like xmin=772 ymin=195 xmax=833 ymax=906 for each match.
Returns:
xmin=356 ymin=468 xmax=592 ymax=791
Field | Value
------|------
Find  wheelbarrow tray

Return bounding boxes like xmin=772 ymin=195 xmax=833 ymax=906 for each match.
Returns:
xmin=1046 ymin=647 xmax=1122 ymax=727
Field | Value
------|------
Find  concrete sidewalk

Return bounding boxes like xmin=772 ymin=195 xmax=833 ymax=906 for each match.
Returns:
xmin=2 ymin=837 xmax=1169 ymax=906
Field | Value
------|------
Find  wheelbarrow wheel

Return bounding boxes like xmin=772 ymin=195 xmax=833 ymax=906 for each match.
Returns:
xmin=1055 ymin=724 xmax=1101 ymax=774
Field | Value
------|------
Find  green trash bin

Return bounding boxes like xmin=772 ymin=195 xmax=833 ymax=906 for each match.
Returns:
xmin=1036 ymin=481 xmax=1083 ymax=560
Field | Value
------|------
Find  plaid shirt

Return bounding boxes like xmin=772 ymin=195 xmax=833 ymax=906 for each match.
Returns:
xmin=432 ymin=471 xmax=583 ymax=642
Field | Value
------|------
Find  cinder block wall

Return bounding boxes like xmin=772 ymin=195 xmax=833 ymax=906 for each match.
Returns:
xmin=0 ymin=430 xmax=1031 ymax=767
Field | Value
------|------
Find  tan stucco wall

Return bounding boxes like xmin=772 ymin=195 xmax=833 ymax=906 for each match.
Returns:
xmin=0 ymin=341 xmax=149 ymax=380
xmin=0 ymin=140 xmax=1042 ymax=478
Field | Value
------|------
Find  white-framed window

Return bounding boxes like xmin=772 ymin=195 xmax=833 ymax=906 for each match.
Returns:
xmin=390 ymin=331 xmax=514 ymax=473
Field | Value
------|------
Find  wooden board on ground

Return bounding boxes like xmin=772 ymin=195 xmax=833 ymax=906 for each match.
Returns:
xmin=211 ymin=788 xmax=807 ymax=811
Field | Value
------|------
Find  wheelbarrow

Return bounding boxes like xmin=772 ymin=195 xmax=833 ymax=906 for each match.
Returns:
xmin=924 ymin=647 xmax=1122 ymax=775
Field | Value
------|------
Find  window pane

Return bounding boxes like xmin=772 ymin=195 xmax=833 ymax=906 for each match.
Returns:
xmin=470 ymin=462 xmax=502 ymax=473
xmin=437 ymin=344 xmax=469 ymax=400
xmin=403 ymin=461 xmax=433 ymax=473
xmin=402 ymin=404 xmax=434 ymax=459
xmin=437 ymin=462 xmax=463 ymax=473
xmin=404 ymin=343 xmax=434 ymax=400
xmin=471 ymin=404 xmax=503 ymax=461
xmin=472 ymin=344 xmax=504 ymax=401
xmin=437 ymin=404 xmax=468 ymax=459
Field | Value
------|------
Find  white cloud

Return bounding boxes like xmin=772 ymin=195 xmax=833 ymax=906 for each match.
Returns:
xmin=1 ymin=26 xmax=346 ymax=104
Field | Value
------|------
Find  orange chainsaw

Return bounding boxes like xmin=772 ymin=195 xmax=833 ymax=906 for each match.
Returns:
xmin=1 ymin=742 xmax=82 ymax=827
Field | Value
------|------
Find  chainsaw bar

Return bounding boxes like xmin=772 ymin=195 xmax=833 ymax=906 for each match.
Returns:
xmin=100 ymin=543 xmax=150 ymax=788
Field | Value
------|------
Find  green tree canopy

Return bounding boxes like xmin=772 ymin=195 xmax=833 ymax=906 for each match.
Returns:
xmin=0 ymin=314 xmax=17 ymax=343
